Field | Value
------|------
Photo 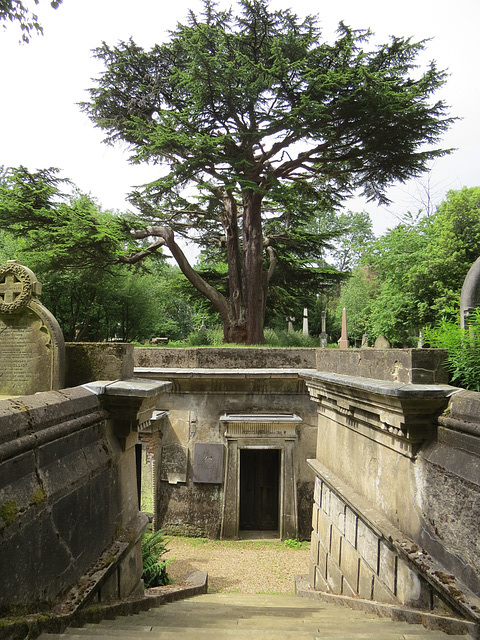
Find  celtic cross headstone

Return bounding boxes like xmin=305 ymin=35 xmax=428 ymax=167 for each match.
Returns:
xmin=0 ymin=260 xmax=65 ymax=396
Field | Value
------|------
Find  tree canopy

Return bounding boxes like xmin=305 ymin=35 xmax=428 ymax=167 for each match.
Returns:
xmin=337 ymin=187 xmax=480 ymax=346
xmin=0 ymin=0 xmax=62 ymax=42
xmin=82 ymin=0 xmax=451 ymax=343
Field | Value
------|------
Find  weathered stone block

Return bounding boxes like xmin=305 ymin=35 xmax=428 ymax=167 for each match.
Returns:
xmin=330 ymin=523 xmax=342 ymax=563
xmin=329 ymin=491 xmax=346 ymax=534
xmin=314 ymin=476 xmax=321 ymax=505
xmin=316 ymin=507 xmax=332 ymax=552
xmin=372 ymin=574 xmax=397 ymax=604
xmin=379 ymin=539 xmax=397 ymax=595
xmin=357 ymin=519 xmax=379 ymax=573
xmin=396 ymin=557 xmax=431 ymax=609
xmin=340 ymin=537 xmax=360 ymax=593
xmin=358 ymin=558 xmax=374 ymax=600
xmin=321 ymin=483 xmax=331 ymax=515
xmin=65 ymin=342 xmax=134 ymax=386
xmin=311 ymin=503 xmax=319 ymax=532
xmin=315 ymin=565 xmax=329 ymax=591
xmin=345 ymin=506 xmax=357 ymax=547
xmin=326 ymin=552 xmax=343 ymax=594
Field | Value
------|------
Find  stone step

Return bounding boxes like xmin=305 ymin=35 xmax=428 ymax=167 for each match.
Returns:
xmin=38 ymin=593 xmax=470 ymax=640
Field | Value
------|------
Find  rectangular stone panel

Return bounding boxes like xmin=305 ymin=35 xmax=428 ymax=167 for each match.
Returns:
xmin=314 ymin=476 xmax=322 ymax=505
xmin=311 ymin=503 xmax=319 ymax=532
xmin=316 ymin=507 xmax=332 ymax=552
xmin=340 ymin=537 xmax=360 ymax=594
xmin=329 ymin=491 xmax=346 ymax=534
xmin=326 ymin=552 xmax=343 ymax=594
xmin=345 ymin=506 xmax=358 ymax=547
xmin=358 ymin=557 xmax=375 ymax=600
xmin=321 ymin=483 xmax=331 ymax=515
xmin=357 ymin=519 xmax=379 ymax=573
xmin=160 ymin=444 xmax=188 ymax=484
xmin=192 ymin=443 xmax=224 ymax=483
xmin=396 ymin=557 xmax=431 ymax=608
xmin=372 ymin=574 xmax=397 ymax=604
xmin=330 ymin=523 xmax=342 ymax=563
xmin=379 ymin=539 xmax=397 ymax=595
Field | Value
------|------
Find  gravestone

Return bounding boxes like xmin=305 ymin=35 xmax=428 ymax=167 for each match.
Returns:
xmin=319 ymin=310 xmax=328 ymax=347
xmin=374 ymin=335 xmax=391 ymax=349
xmin=0 ymin=260 xmax=65 ymax=396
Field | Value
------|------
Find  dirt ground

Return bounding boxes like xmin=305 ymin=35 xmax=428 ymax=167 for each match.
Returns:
xmin=164 ymin=536 xmax=310 ymax=595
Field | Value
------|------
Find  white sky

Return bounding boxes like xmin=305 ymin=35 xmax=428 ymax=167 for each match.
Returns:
xmin=1 ymin=0 xmax=479 ymax=238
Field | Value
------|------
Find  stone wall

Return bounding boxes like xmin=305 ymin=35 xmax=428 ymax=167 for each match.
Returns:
xmin=304 ymin=370 xmax=480 ymax=628
xmin=0 ymin=379 xmax=169 ymax=615
xmin=135 ymin=364 xmax=318 ymax=540
xmin=134 ymin=347 xmax=448 ymax=384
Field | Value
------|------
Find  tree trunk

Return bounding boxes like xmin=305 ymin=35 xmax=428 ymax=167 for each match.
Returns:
xmin=242 ymin=190 xmax=266 ymax=344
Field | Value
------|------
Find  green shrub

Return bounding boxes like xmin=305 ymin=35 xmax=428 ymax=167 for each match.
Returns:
xmin=424 ymin=308 xmax=480 ymax=391
xmin=141 ymin=528 xmax=171 ymax=588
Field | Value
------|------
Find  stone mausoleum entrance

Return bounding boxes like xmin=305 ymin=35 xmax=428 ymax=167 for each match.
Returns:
xmin=239 ymin=448 xmax=279 ymax=532
xmin=220 ymin=414 xmax=302 ymax=540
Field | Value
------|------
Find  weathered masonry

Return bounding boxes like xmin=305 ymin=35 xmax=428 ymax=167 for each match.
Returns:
xmin=135 ymin=347 xmax=480 ymax=634
xmin=134 ymin=348 xmax=319 ymax=540
xmin=0 ymin=377 xmax=170 ymax=614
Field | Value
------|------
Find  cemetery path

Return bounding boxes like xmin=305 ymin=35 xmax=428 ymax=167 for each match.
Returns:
xmin=165 ymin=536 xmax=310 ymax=594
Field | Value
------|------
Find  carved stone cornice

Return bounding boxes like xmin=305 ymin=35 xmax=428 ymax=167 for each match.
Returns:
xmin=301 ymin=371 xmax=460 ymax=458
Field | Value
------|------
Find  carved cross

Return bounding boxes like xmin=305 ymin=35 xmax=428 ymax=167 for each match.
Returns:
xmin=0 ymin=273 xmax=24 ymax=305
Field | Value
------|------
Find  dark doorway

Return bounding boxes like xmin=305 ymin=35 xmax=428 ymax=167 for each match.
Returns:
xmin=239 ymin=449 xmax=279 ymax=531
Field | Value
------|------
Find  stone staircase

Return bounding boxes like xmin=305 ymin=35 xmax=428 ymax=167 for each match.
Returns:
xmin=38 ymin=593 xmax=470 ymax=640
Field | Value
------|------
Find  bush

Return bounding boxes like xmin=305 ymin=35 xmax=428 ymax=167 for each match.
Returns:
xmin=424 ymin=308 xmax=480 ymax=391
xmin=141 ymin=528 xmax=171 ymax=588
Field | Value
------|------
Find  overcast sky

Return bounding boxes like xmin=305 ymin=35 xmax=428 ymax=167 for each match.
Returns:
xmin=1 ymin=0 xmax=479 ymax=238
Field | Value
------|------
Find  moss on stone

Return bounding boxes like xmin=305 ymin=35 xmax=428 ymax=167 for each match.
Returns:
xmin=30 ymin=487 xmax=48 ymax=505
xmin=0 ymin=499 xmax=18 ymax=526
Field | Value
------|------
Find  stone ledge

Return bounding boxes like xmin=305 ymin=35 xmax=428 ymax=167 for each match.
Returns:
xmin=301 ymin=371 xmax=460 ymax=399
xmin=295 ymin=575 xmax=477 ymax=638
xmin=134 ymin=367 xmax=316 ymax=378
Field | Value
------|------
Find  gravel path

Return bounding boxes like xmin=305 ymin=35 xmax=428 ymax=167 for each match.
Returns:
xmin=165 ymin=537 xmax=310 ymax=595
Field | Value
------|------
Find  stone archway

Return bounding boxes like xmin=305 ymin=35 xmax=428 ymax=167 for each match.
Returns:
xmin=220 ymin=414 xmax=302 ymax=540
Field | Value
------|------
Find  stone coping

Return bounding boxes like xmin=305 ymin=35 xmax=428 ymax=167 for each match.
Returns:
xmin=301 ymin=371 xmax=461 ymax=399
xmin=82 ymin=378 xmax=172 ymax=397
xmin=134 ymin=367 xmax=460 ymax=399
xmin=134 ymin=367 xmax=316 ymax=378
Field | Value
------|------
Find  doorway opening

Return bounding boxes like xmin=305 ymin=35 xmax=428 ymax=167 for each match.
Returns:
xmin=239 ymin=448 xmax=280 ymax=533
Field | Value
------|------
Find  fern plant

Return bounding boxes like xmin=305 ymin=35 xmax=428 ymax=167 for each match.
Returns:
xmin=141 ymin=528 xmax=171 ymax=588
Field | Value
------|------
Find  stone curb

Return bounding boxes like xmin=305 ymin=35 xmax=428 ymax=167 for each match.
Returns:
xmin=295 ymin=575 xmax=479 ymax=639
xmin=0 ymin=571 xmax=208 ymax=640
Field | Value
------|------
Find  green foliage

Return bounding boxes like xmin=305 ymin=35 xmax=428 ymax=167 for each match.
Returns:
xmin=141 ymin=529 xmax=171 ymax=588
xmin=348 ymin=187 xmax=480 ymax=346
xmin=82 ymin=0 xmax=452 ymax=343
xmin=283 ymin=538 xmax=308 ymax=550
xmin=0 ymin=0 xmax=63 ymax=42
xmin=425 ymin=309 xmax=480 ymax=391
xmin=263 ymin=329 xmax=320 ymax=348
